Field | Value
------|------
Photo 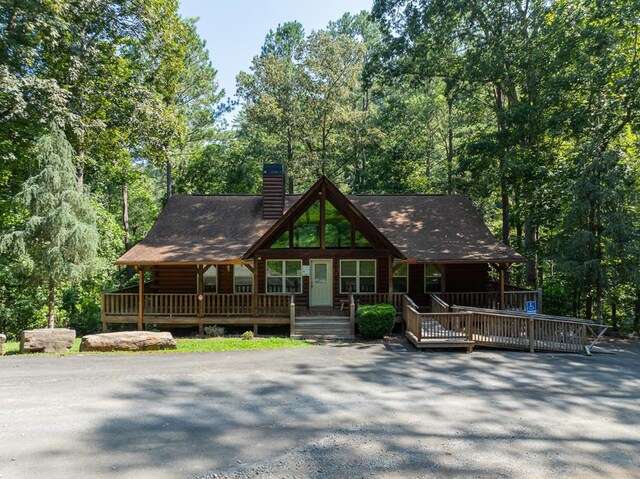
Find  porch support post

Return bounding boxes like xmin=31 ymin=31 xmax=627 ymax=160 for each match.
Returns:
xmin=440 ymin=264 xmax=447 ymax=294
xmin=197 ymin=265 xmax=205 ymax=335
xmin=252 ymin=259 xmax=258 ymax=316
xmin=101 ymin=293 xmax=107 ymax=332
xmin=499 ymin=266 xmax=506 ymax=310
xmin=137 ymin=266 xmax=144 ymax=331
xmin=289 ymin=294 xmax=296 ymax=336
xmin=388 ymin=256 xmax=393 ymax=302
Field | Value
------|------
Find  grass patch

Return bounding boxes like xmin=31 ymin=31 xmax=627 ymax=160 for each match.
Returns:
xmin=2 ymin=337 xmax=310 ymax=356
xmin=175 ymin=337 xmax=309 ymax=353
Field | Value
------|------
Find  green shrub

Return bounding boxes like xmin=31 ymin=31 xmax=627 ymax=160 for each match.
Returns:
xmin=204 ymin=325 xmax=225 ymax=337
xmin=241 ymin=330 xmax=254 ymax=340
xmin=357 ymin=303 xmax=396 ymax=338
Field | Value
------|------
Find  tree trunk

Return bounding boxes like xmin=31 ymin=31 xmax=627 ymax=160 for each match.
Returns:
xmin=166 ymin=160 xmax=172 ymax=198
xmin=524 ymin=215 xmax=538 ymax=288
xmin=634 ymin=288 xmax=640 ymax=333
xmin=77 ymin=148 xmax=85 ymax=193
xmin=446 ymin=98 xmax=454 ymax=194
xmin=595 ymin=275 xmax=603 ymax=322
xmin=287 ymin=128 xmax=293 ymax=165
xmin=611 ymin=303 xmax=617 ymax=331
xmin=47 ymin=280 xmax=56 ymax=329
xmin=123 ymin=182 xmax=130 ymax=252
xmin=585 ymin=295 xmax=593 ymax=320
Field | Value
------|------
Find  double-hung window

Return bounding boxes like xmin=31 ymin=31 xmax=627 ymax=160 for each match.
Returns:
xmin=203 ymin=266 xmax=217 ymax=293
xmin=340 ymin=260 xmax=376 ymax=293
xmin=234 ymin=265 xmax=253 ymax=293
xmin=424 ymin=264 xmax=442 ymax=293
xmin=266 ymin=260 xmax=302 ymax=293
xmin=392 ymin=263 xmax=408 ymax=293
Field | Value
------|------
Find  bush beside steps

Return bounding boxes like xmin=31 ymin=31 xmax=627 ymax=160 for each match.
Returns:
xmin=356 ymin=303 xmax=396 ymax=338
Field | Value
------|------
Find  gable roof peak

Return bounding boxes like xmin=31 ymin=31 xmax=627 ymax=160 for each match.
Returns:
xmin=242 ymin=174 xmax=404 ymax=259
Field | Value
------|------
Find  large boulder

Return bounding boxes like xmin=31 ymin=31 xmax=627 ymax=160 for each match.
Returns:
xmin=0 ymin=333 xmax=6 ymax=356
xmin=20 ymin=328 xmax=76 ymax=353
xmin=80 ymin=331 xmax=177 ymax=352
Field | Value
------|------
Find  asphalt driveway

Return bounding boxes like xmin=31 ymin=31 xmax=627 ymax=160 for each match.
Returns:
xmin=1 ymin=340 xmax=639 ymax=479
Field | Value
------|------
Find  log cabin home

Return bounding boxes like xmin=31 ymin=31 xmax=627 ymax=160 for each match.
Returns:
xmin=103 ymin=164 xmax=541 ymax=338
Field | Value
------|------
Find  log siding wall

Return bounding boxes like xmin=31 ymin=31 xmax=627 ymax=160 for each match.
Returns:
xmin=148 ymin=258 xmax=491 ymax=310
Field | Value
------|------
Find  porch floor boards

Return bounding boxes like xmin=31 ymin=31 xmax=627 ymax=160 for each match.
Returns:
xmin=405 ymin=331 xmax=474 ymax=352
xmin=103 ymin=315 xmax=290 ymax=326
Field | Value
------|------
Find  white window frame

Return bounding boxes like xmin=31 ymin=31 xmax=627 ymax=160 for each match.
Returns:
xmin=392 ymin=263 xmax=409 ymax=293
xmin=265 ymin=259 xmax=303 ymax=294
xmin=201 ymin=265 xmax=218 ymax=293
xmin=424 ymin=264 xmax=442 ymax=293
xmin=233 ymin=264 xmax=253 ymax=293
xmin=339 ymin=259 xmax=377 ymax=294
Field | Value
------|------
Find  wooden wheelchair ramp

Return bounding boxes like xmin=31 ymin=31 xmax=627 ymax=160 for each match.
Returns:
xmin=403 ymin=295 xmax=608 ymax=355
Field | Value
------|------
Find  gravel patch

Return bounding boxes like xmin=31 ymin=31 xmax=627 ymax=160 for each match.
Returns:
xmin=1 ymin=339 xmax=639 ymax=479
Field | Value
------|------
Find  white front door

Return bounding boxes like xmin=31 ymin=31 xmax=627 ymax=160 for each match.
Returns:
xmin=310 ymin=259 xmax=332 ymax=307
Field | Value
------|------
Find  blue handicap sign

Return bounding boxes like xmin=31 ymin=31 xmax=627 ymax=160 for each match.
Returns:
xmin=526 ymin=301 xmax=537 ymax=315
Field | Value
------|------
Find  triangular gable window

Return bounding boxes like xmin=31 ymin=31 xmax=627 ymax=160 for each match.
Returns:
xmin=325 ymin=200 xmax=351 ymax=247
xmin=271 ymin=230 xmax=289 ymax=249
xmin=293 ymin=200 xmax=321 ymax=248
xmin=354 ymin=230 xmax=372 ymax=248
xmin=268 ymin=198 xmax=373 ymax=249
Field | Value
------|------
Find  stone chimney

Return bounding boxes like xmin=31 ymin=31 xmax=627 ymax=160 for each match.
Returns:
xmin=262 ymin=164 xmax=285 ymax=219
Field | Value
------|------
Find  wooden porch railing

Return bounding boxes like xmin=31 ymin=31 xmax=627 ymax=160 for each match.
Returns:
xmin=205 ymin=293 xmax=252 ymax=316
xmin=349 ymin=292 xmax=356 ymax=335
xmin=439 ymin=292 xmax=500 ymax=309
xmin=403 ymin=295 xmax=606 ymax=354
xmin=429 ymin=293 xmax=450 ymax=313
xmin=353 ymin=293 xmax=404 ymax=310
xmin=257 ymin=294 xmax=291 ymax=316
xmin=289 ymin=295 xmax=296 ymax=335
xmin=403 ymin=295 xmax=474 ymax=343
xmin=103 ymin=293 xmax=138 ymax=316
xmin=438 ymin=289 xmax=542 ymax=313
xmin=504 ymin=290 xmax=542 ymax=312
xmin=144 ymin=293 xmax=198 ymax=316
xmin=102 ymin=292 xmax=293 ymax=319
xmin=453 ymin=306 xmax=603 ymax=353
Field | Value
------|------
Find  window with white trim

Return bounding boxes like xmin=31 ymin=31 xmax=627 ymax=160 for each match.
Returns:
xmin=424 ymin=264 xmax=442 ymax=293
xmin=340 ymin=260 xmax=376 ymax=293
xmin=266 ymin=260 xmax=302 ymax=293
xmin=392 ymin=263 xmax=408 ymax=293
xmin=203 ymin=266 xmax=217 ymax=293
xmin=234 ymin=265 xmax=253 ymax=293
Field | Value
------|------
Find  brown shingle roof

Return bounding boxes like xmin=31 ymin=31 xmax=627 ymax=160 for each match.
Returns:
xmin=348 ymin=195 xmax=524 ymax=263
xmin=115 ymin=193 xmax=524 ymax=264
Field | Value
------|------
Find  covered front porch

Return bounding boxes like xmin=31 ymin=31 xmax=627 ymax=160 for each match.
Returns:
xmin=101 ymin=260 xmax=541 ymax=337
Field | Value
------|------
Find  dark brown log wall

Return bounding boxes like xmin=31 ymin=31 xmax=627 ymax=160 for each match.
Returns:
xmin=150 ymin=265 xmax=197 ymax=293
xmin=444 ymin=264 xmax=489 ymax=292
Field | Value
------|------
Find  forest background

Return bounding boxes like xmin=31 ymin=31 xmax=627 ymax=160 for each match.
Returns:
xmin=1 ymin=0 xmax=639 ymax=338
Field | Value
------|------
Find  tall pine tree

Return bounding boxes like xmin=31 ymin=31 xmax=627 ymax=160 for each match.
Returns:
xmin=1 ymin=124 xmax=99 ymax=328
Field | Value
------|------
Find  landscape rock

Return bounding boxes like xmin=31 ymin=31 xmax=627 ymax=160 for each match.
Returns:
xmin=80 ymin=331 xmax=177 ymax=352
xmin=0 ymin=333 xmax=6 ymax=356
xmin=20 ymin=328 xmax=76 ymax=353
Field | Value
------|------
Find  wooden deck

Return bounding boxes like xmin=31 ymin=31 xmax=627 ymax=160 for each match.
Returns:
xmin=101 ymin=292 xmax=294 ymax=332
xmin=101 ymin=289 xmax=605 ymax=354
xmin=403 ymin=295 xmax=607 ymax=355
